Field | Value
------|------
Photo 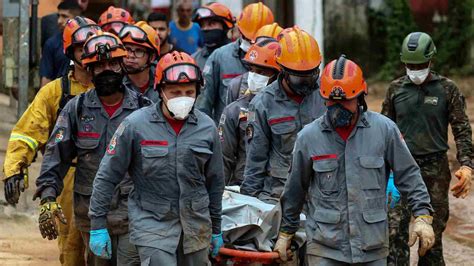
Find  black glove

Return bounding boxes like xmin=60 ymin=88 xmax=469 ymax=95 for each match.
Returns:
xmin=4 ymin=173 xmax=27 ymax=205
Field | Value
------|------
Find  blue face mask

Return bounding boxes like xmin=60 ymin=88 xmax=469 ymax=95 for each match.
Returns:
xmin=327 ymin=103 xmax=354 ymax=128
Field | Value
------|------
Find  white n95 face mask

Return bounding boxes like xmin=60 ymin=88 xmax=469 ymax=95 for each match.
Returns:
xmin=240 ymin=38 xmax=251 ymax=52
xmin=406 ymin=67 xmax=430 ymax=85
xmin=165 ymin=96 xmax=195 ymax=120
xmin=248 ymin=72 xmax=270 ymax=94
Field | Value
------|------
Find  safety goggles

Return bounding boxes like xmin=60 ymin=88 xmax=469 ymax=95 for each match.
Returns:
xmin=193 ymin=7 xmax=233 ymax=24
xmin=162 ymin=64 xmax=200 ymax=83
xmin=72 ymin=25 xmax=101 ymax=44
xmin=287 ymin=74 xmax=318 ymax=86
xmin=82 ymin=35 xmax=123 ymax=59
xmin=102 ymin=21 xmax=126 ymax=35
xmin=193 ymin=7 xmax=214 ymax=21
xmin=119 ymin=25 xmax=148 ymax=43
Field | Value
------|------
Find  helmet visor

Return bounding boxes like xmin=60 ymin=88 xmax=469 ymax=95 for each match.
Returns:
xmin=119 ymin=25 xmax=147 ymax=42
xmin=72 ymin=25 xmax=101 ymax=44
xmin=83 ymin=35 xmax=122 ymax=59
xmin=164 ymin=64 xmax=200 ymax=83
xmin=102 ymin=22 xmax=126 ymax=34
xmin=193 ymin=7 xmax=215 ymax=21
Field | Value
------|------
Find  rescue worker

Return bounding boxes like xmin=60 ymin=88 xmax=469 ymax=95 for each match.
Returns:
xmin=191 ymin=2 xmax=235 ymax=69
xmin=274 ymin=55 xmax=435 ymax=265
xmin=40 ymin=0 xmax=83 ymax=87
xmin=382 ymin=32 xmax=473 ymax=265
xmin=3 ymin=16 xmax=99 ymax=265
xmin=147 ymin=12 xmax=180 ymax=57
xmin=196 ymin=2 xmax=274 ymax=123
xmin=225 ymin=23 xmax=283 ymax=105
xmin=34 ymin=31 xmax=148 ymax=265
xmin=120 ymin=21 xmax=161 ymax=102
xmin=240 ymin=26 xmax=326 ymax=203
xmin=88 ymin=51 xmax=225 ymax=265
xmin=218 ymin=38 xmax=280 ymax=186
xmin=98 ymin=6 xmax=135 ymax=36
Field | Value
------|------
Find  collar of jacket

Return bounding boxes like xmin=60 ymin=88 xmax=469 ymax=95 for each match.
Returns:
xmin=204 ymin=38 xmax=231 ymax=57
xmin=232 ymin=40 xmax=242 ymax=58
xmin=84 ymin=87 xmax=140 ymax=110
xmin=68 ymin=70 xmax=94 ymax=90
xmin=402 ymin=71 xmax=441 ymax=86
xmin=321 ymin=107 xmax=371 ymax=132
xmin=122 ymin=67 xmax=155 ymax=93
xmin=149 ymin=99 xmax=198 ymax=125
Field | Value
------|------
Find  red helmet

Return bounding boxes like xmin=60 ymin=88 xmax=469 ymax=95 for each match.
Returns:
xmin=81 ymin=31 xmax=127 ymax=66
xmin=154 ymin=51 xmax=203 ymax=92
xmin=320 ymin=55 xmax=368 ymax=100
xmin=119 ymin=21 xmax=160 ymax=57
xmin=193 ymin=2 xmax=235 ymax=29
xmin=98 ymin=6 xmax=134 ymax=35
xmin=63 ymin=16 xmax=100 ymax=59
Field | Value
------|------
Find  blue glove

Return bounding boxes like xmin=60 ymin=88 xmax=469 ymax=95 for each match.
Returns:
xmin=89 ymin=229 xmax=112 ymax=259
xmin=210 ymin=233 xmax=224 ymax=258
xmin=386 ymin=173 xmax=401 ymax=209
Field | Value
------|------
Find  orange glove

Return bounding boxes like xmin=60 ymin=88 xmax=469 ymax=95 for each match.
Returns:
xmin=451 ymin=166 xmax=472 ymax=199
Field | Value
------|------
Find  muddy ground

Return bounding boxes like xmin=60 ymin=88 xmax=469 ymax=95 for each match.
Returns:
xmin=0 ymin=77 xmax=473 ymax=265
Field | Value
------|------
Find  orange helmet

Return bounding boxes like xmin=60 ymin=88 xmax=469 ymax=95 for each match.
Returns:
xmin=155 ymin=51 xmax=203 ymax=91
xmin=81 ymin=31 xmax=127 ymax=66
xmin=98 ymin=6 xmax=134 ymax=35
xmin=63 ymin=16 xmax=100 ymax=59
xmin=237 ymin=3 xmax=274 ymax=41
xmin=255 ymin=23 xmax=283 ymax=41
xmin=276 ymin=26 xmax=321 ymax=72
xmin=119 ymin=21 xmax=160 ymax=57
xmin=193 ymin=2 xmax=235 ymax=29
xmin=243 ymin=38 xmax=281 ymax=72
xmin=320 ymin=55 xmax=367 ymax=100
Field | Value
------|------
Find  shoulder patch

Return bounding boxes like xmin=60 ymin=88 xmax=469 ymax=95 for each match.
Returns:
xmin=106 ymin=135 xmax=117 ymax=155
xmin=218 ymin=125 xmax=224 ymax=142
xmin=115 ymin=122 xmax=127 ymax=137
xmin=219 ymin=114 xmax=226 ymax=125
xmin=54 ymin=128 xmax=65 ymax=143
xmin=246 ymin=124 xmax=254 ymax=142
xmin=248 ymin=111 xmax=255 ymax=122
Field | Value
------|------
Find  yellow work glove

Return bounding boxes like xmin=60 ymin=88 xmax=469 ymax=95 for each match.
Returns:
xmin=273 ymin=232 xmax=294 ymax=262
xmin=38 ymin=199 xmax=67 ymax=240
xmin=451 ymin=166 xmax=472 ymax=199
xmin=408 ymin=215 xmax=435 ymax=257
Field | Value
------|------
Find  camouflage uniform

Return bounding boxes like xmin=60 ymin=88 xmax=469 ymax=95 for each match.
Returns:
xmin=381 ymin=72 xmax=473 ymax=266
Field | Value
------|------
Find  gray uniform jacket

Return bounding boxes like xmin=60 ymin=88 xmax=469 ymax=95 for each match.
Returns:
xmin=89 ymin=102 xmax=225 ymax=254
xmin=196 ymin=40 xmax=248 ymax=123
xmin=280 ymin=111 xmax=432 ymax=263
xmin=225 ymin=72 xmax=249 ymax=105
xmin=218 ymin=93 xmax=255 ymax=186
xmin=240 ymin=78 xmax=326 ymax=202
xmin=123 ymin=65 xmax=159 ymax=103
xmin=34 ymin=87 xmax=149 ymax=234
xmin=192 ymin=46 xmax=211 ymax=70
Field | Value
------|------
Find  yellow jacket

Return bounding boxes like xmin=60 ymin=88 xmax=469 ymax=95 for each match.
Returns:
xmin=3 ymin=71 xmax=93 ymax=179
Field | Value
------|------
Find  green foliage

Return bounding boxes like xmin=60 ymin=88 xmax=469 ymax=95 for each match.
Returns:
xmin=377 ymin=0 xmax=417 ymax=80
xmin=373 ymin=0 xmax=473 ymax=80
xmin=432 ymin=0 xmax=473 ymax=74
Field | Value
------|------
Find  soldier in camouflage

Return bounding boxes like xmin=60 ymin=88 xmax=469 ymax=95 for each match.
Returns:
xmin=382 ymin=32 xmax=473 ymax=266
